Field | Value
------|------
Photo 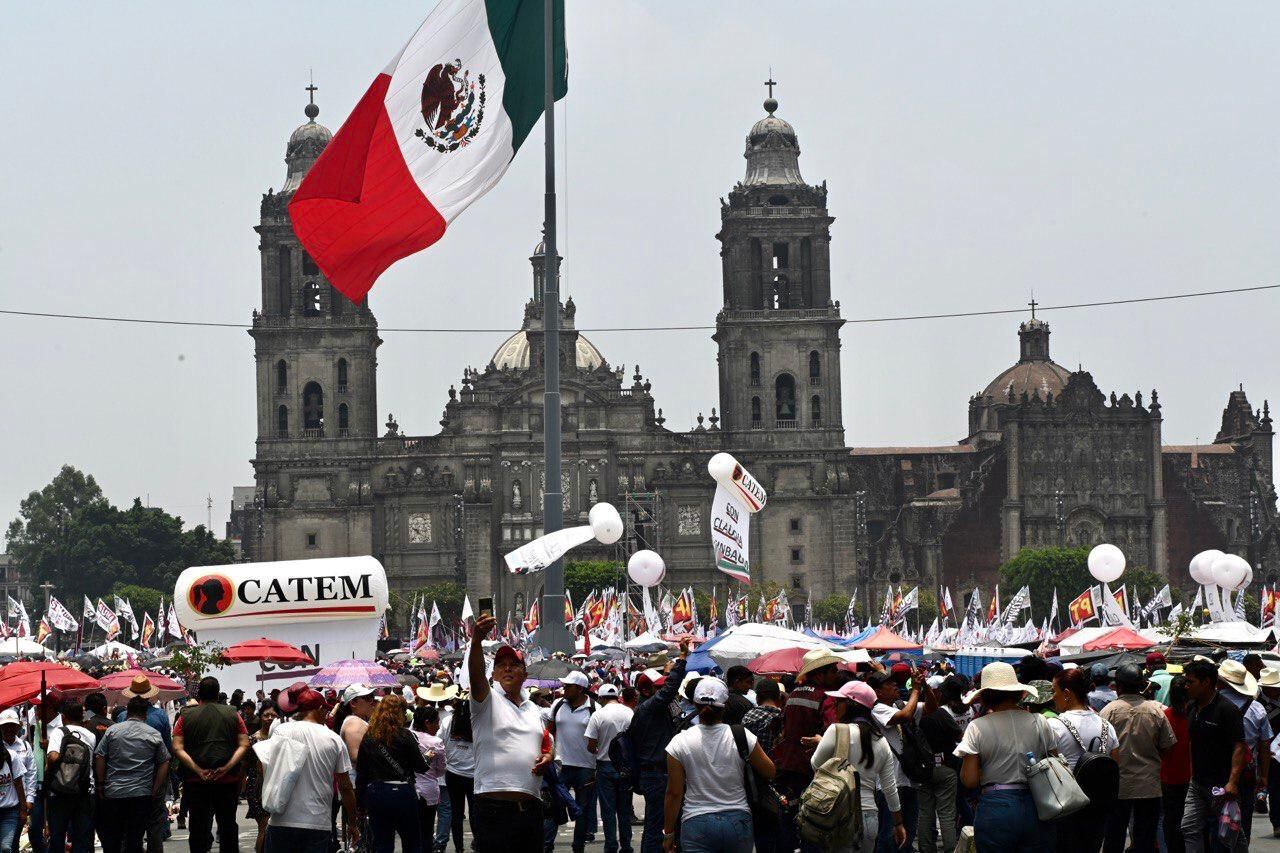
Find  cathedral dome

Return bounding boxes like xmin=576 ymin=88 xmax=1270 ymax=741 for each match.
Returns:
xmin=744 ymin=95 xmax=804 ymax=186
xmin=981 ymin=318 xmax=1071 ymax=401
xmin=283 ymin=92 xmax=332 ymax=193
xmin=491 ymin=330 xmax=605 ymax=372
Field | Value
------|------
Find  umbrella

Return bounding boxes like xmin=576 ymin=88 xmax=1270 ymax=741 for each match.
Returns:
xmin=413 ymin=648 xmax=442 ymax=664
xmin=525 ymin=659 xmax=583 ymax=681
xmin=747 ymin=645 xmax=871 ymax=675
xmin=221 ymin=638 xmax=312 ymax=665
xmin=0 ymin=662 xmax=102 ymax=710
xmin=307 ymin=659 xmax=399 ymax=689
xmin=88 ymin=641 xmax=141 ymax=659
xmin=0 ymin=638 xmax=51 ymax=658
xmin=96 ymin=669 xmax=186 ymax=703
xmin=397 ymin=674 xmax=421 ymax=688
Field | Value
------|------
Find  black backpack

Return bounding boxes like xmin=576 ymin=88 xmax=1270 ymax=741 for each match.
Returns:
xmin=1058 ymin=717 xmax=1119 ymax=805
xmin=887 ymin=717 xmax=935 ymax=785
xmin=47 ymin=728 xmax=93 ymax=797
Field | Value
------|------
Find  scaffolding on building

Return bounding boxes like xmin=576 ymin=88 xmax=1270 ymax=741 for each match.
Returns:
xmin=615 ymin=491 xmax=664 ymax=639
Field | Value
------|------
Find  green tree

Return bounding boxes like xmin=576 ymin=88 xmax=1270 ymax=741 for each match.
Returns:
xmin=5 ymin=465 xmax=235 ymax=602
xmin=563 ymin=560 xmax=624 ymax=607
xmin=999 ymin=547 xmax=1168 ymax=624
xmin=166 ymin=642 xmax=226 ymax=684
xmin=813 ymin=594 xmax=848 ymax=626
xmin=412 ymin=581 xmax=466 ymax=623
xmin=109 ymin=584 xmax=165 ymax=618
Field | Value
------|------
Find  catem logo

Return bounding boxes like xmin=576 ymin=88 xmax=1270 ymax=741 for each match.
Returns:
xmin=188 ymin=575 xmax=234 ymax=616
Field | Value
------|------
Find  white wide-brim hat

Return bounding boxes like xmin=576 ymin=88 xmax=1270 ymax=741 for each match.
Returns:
xmin=1219 ymin=660 xmax=1259 ymax=698
xmin=962 ymin=661 xmax=1038 ymax=705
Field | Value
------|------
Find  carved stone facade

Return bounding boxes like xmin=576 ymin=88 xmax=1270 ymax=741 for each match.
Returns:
xmin=236 ymin=93 xmax=1279 ymax=625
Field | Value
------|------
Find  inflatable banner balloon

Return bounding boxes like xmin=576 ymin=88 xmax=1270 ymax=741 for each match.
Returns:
xmin=504 ymin=503 xmax=624 ymax=574
xmin=1087 ymin=544 xmax=1125 ymax=584
xmin=708 ymin=453 xmax=767 ymax=585
xmin=1189 ymin=549 xmax=1223 ymax=586
xmin=627 ymin=550 xmax=666 ymax=588
xmin=1210 ymin=552 xmax=1250 ymax=591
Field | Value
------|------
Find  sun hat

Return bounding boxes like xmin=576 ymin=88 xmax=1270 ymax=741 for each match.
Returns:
xmin=826 ymin=680 xmax=877 ymax=709
xmin=560 ymin=671 xmax=589 ymax=689
xmin=798 ymin=648 xmax=845 ymax=680
xmin=597 ymin=684 xmax=620 ymax=699
xmin=340 ymin=684 xmax=377 ymax=705
xmin=963 ymin=661 xmax=1037 ymax=705
xmin=692 ymin=677 xmax=729 ymax=708
xmin=1259 ymin=667 xmax=1280 ymax=688
xmin=122 ymin=675 xmax=160 ymax=700
xmin=416 ymin=683 xmax=459 ymax=703
xmin=1218 ymin=660 xmax=1259 ymax=698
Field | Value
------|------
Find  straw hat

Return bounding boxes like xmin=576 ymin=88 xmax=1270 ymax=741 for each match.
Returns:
xmin=798 ymin=648 xmax=844 ymax=680
xmin=1218 ymin=660 xmax=1259 ymax=698
xmin=122 ymin=675 xmax=159 ymax=700
xmin=415 ymin=683 xmax=459 ymax=703
xmin=1258 ymin=667 xmax=1280 ymax=689
xmin=963 ymin=661 xmax=1037 ymax=705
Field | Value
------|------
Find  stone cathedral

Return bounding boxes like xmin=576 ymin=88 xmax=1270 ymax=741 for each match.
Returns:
xmin=234 ymin=88 xmax=1278 ymax=624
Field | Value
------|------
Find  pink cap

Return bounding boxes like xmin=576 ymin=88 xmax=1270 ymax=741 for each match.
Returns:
xmin=826 ymin=680 xmax=877 ymax=709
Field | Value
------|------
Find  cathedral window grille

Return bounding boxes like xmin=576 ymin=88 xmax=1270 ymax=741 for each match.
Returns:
xmin=337 ymin=403 xmax=349 ymax=435
xmin=775 ymin=374 xmax=797 ymax=423
xmin=331 ymin=285 xmax=343 ymax=317
xmin=790 ymin=547 xmax=804 ymax=565
xmin=809 ymin=351 xmax=821 ymax=382
xmin=750 ymin=352 xmax=761 ymax=386
xmin=678 ymin=505 xmax=703 ymax=537
xmin=277 ymin=247 xmax=291 ymax=313
xmin=302 ymin=382 xmax=324 ymax=434
xmin=810 ymin=394 xmax=822 ymax=423
xmin=751 ymin=396 xmax=762 ymax=426
xmin=337 ymin=358 xmax=349 ymax=391
xmin=276 ymin=405 xmax=288 ymax=438
xmin=276 ymin=360 xmax=288 ymax=395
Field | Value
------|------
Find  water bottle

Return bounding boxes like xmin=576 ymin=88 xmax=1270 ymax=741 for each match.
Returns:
xmin=1024 ymin=751 xmax=1037 ymax=770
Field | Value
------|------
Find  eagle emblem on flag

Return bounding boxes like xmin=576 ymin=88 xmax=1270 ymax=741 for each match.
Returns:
xmin=416 ymin=60 xmax=487 ymax=152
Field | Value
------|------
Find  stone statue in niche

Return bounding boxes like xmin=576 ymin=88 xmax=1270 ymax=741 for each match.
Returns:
xmin=512 ymin=481 xmax=522 ymax=511
xmin=588 ymin=479 xmax=598 ymax=504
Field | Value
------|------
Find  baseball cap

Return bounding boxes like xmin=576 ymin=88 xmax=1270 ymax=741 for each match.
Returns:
xmin=1145 ymin=652 xmax=1166 ymax=668
xmin=340 ymin=684 xmax=377 ymax=705
xmin=866 ymin=671 xmax=894 ymax=689
xmin=635 ymin=668 xmax=665 ymax=689
xmin=1090 ymin=663 xmax=1110 ymax=679
xmin=0 ymin=709 xmax=19 ymax=727
xmin=598 ymin=684 xmax=620 ymax=698
xmin=494 ymin=646 xmax=525 ymax=666
xmin=826 ymin=680 xmax=877 ymax=709
xmin=560 ymin=671 xmax=589 ymax=689
xmin=692 ymin=677 xmax=729 ymax=708
xmin=890 ymin=662 xmax=912 ymax=676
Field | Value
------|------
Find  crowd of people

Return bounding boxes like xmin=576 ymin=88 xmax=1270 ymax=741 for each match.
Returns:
xmin=2 ymin=628 xmax=1279 ymax=853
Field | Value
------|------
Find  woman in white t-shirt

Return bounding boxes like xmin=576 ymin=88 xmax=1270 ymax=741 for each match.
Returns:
xmin=1048 ymin=667 xmax=1118 ymax=853
xmin=811 ymin=680 xmax=906 ymax=851
xmin=663 ymin=677 xmax=774 ymax=853
xmin=953 ymin=662 xmax=1055 ymax=853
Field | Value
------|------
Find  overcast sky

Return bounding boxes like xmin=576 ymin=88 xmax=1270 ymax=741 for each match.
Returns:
xmin=2 ymin=2 xmax=1278 ymax=538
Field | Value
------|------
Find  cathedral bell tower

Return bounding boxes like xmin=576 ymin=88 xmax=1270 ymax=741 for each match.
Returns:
xmin=714 ymin=83 xmax=844 ymax=448
xmin=248 ymin=85 xmax=380 ymax=560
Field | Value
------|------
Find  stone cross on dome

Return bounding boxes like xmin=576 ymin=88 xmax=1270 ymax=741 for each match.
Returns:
xmin=305 ymin=73 xmax=319 ymax=121
xmin=1028 ymin=298 xmax=1038 ymax=320
xmin=764 ymin=70 xmax=778 ymax=113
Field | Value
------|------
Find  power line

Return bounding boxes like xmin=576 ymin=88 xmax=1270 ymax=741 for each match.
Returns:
xmin=0 ymin=283 xmax=1275 ymax=334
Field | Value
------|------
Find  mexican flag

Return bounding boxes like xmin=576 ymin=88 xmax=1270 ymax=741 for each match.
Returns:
xmin=290 ymin=0 xmax=568 ymax=302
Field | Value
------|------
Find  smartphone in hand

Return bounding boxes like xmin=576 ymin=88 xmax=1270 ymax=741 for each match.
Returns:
xmin=478 ymin=596 xmax=494 ymax=618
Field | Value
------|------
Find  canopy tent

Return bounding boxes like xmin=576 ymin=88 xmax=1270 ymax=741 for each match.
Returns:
xmin=1082 ymin=627 xmax=1156 ymax=652
xmin=1153 ymin=620 xmax=1275 ymax=646
xmin=1056 ymin=626 xmax=1159 ymax=657
xmin=803 ymin=628 xmax=855 ymax=647
xmin=703 ymin=623 xmax=853 ymax=671
xmin=848 ymin=626 xmax=922 ymax=651
xmin=0 ymin=638 xmax=51 ymax=658
xmin=88 ymin=641 xmax=141 ymax=659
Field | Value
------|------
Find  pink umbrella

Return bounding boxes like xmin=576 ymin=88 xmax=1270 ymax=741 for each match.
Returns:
xmin=307 ymin=659 xmax=400 ymax=690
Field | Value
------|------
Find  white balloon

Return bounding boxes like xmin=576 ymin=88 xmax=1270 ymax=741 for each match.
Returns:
xmin=1189 ymin=549 xmax=1223 ymax=586
xmin=1210 ymin=553 xmax=1251 ymax=591
xmin=588 ymin=503 xmax=624 ymax=545
xmin=1087 ymin=543 xmax=1126 ymax=583
xmin=627 ymin=549 xmax=666 ymax=588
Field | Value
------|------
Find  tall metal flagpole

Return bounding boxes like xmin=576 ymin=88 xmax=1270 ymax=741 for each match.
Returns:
xmin=540 ymin=0 xmax=572 ymax=654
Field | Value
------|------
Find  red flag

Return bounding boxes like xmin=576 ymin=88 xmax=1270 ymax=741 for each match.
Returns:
xmin=523 ymin=598 xmax=541 ymax=633
xmin=1068 ymin=588 xmax=1097 ymax=626
xmin=987 ymin=586 xmax=1000 ymax=624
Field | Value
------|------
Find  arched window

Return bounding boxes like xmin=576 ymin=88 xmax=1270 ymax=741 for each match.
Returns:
xmin=749 ymin=352 xmax=761 ymax=385
xmin=276 ymin=405 xmax=288 ymax=438
xmin=276 ymin=360 xmax=288 ymax=394
xmin=751 ymin=396 xmax=762 ymax=425
xmin=775 ymin=374 xmax=797 ymax=421
xmin=338 ymin=403 xmax=350 ymax=434
xmin=337 ymin=358 xmax=349 ymax=390
xmin=302 ymin=382 xmax=324 ymax=432
xmin=811 ymin=395 xmax=822 ymax=423
xmin=277 ymin=247 xmax=291 ymax=313
xmin=809 ymin=351 xmax=821 ymax=381
xmin=303 ymin=281 xmax=323 ymax=316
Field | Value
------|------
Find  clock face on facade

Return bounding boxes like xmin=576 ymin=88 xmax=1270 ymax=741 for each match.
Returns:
xmin=408 ymin=513 xmax=432 ymax=544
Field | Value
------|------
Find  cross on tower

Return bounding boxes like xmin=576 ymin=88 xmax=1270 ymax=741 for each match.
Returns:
xmin=1028 ymin=298 xmax=1038 ymax=320
xmin=306 ymin=81 xmax=317 ymax=105
xmin=764 ymin=73 xmax=777 ymax=99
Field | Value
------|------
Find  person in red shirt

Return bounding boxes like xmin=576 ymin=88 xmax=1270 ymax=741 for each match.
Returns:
xmin=772 ymin=650 xmax=844 ymax=849
xmin=1160 ymin=676 xmax=1191 ymax=853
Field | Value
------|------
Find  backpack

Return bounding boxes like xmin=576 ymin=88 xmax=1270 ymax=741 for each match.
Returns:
xmin=798 ymin=724 xmax=863 ymax=850
xmin=607 ymin=727 xmax=637 ymax=782
xmin=47 ymin=728 xmax=92 ymax=797
xmin=887 ymin=715 xmax=934 ymax=785
xmin=1058 ymin=717 xmax=1119 ymax=806
xmin=547 ymin=696 xmax=596 ymax=736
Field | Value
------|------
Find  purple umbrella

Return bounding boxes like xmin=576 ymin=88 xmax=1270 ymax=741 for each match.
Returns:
xmin=307 ymin=659 xmax=400 ymax=689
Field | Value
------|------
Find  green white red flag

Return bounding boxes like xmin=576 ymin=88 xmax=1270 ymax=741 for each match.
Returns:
xmin=289 ymin=0 xmax=568 ymax=302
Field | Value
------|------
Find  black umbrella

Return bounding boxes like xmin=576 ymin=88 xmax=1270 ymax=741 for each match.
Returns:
xmin=525 ymin=658 xmax=583 ymax=681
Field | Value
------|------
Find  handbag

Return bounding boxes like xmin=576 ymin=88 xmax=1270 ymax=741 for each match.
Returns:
xmin=1024 ymin=717 xmax=1090 ymax=820
xmin=254 ymin=735 xmax=307 ymax=815
xmin=730 ymin=725 xmax=785 ymax=819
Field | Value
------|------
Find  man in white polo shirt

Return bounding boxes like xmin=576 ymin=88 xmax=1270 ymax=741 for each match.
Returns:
xmin=468 ymin=614 xmax=550 ymax=853
xmin=586 ymin=685 xmax=635 ymax=853
xmin=546 ymin=671 xmax=597 ymax=853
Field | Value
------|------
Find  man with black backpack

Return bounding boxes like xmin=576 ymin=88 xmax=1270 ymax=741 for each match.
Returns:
xmin=869 ymin=667 xmax=934 ymax=853
xmin=1099 ymin=664 xmax=1176 ymax=853
xmin=44 ymin=699 xmax=96 ymax=853
xmin=172 ymin=677 xmax=250 ymax=853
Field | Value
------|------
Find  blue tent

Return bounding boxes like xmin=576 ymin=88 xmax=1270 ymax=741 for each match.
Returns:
xmin=685 ymin=633 xmax=727 ymax=674
xmin=803 ymin=627 xmax=854 ymax=647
